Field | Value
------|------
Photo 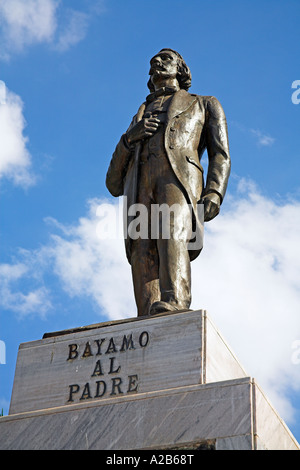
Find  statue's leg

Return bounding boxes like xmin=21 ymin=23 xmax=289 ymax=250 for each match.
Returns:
xmin=130 ymin=238 xmax=160 ymax=316
xmin=151 ymin=176 xmax=193 ymax=314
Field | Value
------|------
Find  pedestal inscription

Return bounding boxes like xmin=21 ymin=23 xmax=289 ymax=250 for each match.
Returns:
xmin=9 ymin=310 xmax=247 ymax=414
xmin=66 ymin=330 xmax=149 ymax=402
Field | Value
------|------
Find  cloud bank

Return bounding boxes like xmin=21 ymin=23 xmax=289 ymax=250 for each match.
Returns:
xmin=250 ymin=128 xmax=275 ymax=146
xmin=231 ymin=121 xmax=275 ymax=147
xmin=191 ymin=179 xmax=300 ymax=422
xmin=1 ymin=181 xmax=300 ymax=424
xmin=0 ymin=0 xmax=57 ymax=59
xmin=0 ymin=0 xmax=105 ymax=59
xmin=0 ymin=81 xmax=35 ymax=187
xmin=0 ymin=262 xmax=51 ymax=317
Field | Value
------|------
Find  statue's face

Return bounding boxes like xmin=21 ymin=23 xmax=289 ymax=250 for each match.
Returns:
xmin=149 ymin=50 xmax=179 ymax=81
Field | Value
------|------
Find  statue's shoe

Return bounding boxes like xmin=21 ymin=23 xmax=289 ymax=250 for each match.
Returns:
xmin=149 ymin=301 xmax=179 ymax=315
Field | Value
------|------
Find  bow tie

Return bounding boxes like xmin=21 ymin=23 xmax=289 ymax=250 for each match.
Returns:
xmin=146 ymin=86 xmax=177 ymax=103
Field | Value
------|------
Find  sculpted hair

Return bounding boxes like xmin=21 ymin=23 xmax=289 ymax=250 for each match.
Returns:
xmin=147 ymin=48 xmax=192 ymax=92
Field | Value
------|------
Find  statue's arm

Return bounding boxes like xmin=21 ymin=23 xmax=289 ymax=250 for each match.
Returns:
xmin=204 ymin=96 xmax=231 ymax=205
xmin=105 ymin=133 xmax=133 ymax=197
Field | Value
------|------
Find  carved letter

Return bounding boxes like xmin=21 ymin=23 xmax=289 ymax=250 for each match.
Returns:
xmin=120 ymin=334 xmax=135 ymax=352
xmin=108 ymin=356 xmax=121 ymax=374
xmin=94 ymin=338 xmax=106 ymax=355
xmin=80 ymin=382 xmax=92 ymax=400
xmin=127 ymin=374 xmax=139 ymax=393
xmin=91 ymin=359 xmax=104 ymax=377
xmin=81 ymin=342 xmax=94 ymax=358
xmin=110 ymin=377 xmax=123 ymax=395
xmin=105 ymin=337 xmax=117 ymax=354
xmin=67 ymin=344 xmax=78 ymax=360
xmin=139 ymin=331 xmax=150 ymax=348
xmin=95 ymin=380 xmax=107 ymax=398
xmin=68 ymin=384 xmax=80 ymax=402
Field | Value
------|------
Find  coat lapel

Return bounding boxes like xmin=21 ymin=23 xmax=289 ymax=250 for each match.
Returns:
xmin=136 ymin=102 xmax=146 ymax=122
xmin=166 ymin=89 xmax=197 ymax=122
xmin=133 ymin=90 xmax=196 ymax=124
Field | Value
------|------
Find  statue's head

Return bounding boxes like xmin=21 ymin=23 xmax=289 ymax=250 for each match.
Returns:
xmin=147 ymin=48 xmax=192 ymax=92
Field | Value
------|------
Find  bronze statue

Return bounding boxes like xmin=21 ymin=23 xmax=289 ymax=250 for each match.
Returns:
xmin=106 ymin=49 xmax=231 ymax=316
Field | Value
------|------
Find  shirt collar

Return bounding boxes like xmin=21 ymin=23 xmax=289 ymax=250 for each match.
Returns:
xmin=146 ymin=86 xmax=178 ymax=103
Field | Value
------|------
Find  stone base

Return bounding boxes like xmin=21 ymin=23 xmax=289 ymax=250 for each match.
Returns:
xmin=0 ymin=377 xmax=298 ymax=450
xmin=8 ymin=310 xmax=247 ymax=414
xmin=0 ymin=310 xmax=299 ymax=450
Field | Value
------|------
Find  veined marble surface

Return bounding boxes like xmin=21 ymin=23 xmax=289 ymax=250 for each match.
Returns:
xmin=1 ymin=378 xmax=299 ymax=450
xmin=9 ymin=310 xmax=247 ymax=414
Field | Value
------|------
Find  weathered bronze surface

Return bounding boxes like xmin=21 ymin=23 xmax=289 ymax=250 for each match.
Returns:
xmin=106 ymin=49 xmax=231 ymax=316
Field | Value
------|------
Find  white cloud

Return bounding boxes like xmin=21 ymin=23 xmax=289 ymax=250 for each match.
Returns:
xmin=0 ymin=82 xmax=35 ymax=187
xmin=0 ymin=0 xmax=58 ymax=58
xmin=0 ymin=0 xmax=105 ymax=59
xmin=44 ymin=198 xmax=135 ymax=320
xmin=0 ymin=198 xmax=132 ymax=320
xmin=191 ymin=180 xmax=300 ymax=422
xmin=250 ymin=128 xmax=275 ymax=146
xmin=0 ymin=263 xmax=52 ymax=317
xmin=2 ymin=182 xmax=300 ymax=425
xmin=54 ymin=9 xmax=89 ymax=52
xmin=231 ymin=121 xmax=275 ymax=147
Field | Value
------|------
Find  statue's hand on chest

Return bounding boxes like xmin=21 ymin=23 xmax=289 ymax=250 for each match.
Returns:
xmin=126 ymin=116 xmax=161 ymax=144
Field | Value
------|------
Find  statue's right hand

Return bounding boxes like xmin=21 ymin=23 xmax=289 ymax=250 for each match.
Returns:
xmin=126 ymin=117 xmax=160 ymax=144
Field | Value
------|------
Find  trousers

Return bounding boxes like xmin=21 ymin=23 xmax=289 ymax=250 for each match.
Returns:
xmin=130 ymin=149 xmax=193 ymax=316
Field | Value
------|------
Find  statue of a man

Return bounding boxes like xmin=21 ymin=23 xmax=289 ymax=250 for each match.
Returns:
xmin=106 ymin=49 xmax=231 ymax=316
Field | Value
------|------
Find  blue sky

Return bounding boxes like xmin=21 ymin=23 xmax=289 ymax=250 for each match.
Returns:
xmin=0 ymin=0 xmax=300 ymax=445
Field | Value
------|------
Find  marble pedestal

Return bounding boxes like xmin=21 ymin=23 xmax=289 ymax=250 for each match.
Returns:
xmin=0 ymin=310 xmax=299 ymax=450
